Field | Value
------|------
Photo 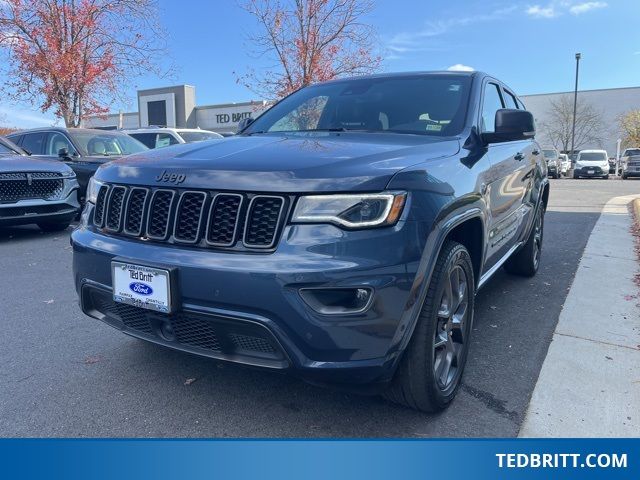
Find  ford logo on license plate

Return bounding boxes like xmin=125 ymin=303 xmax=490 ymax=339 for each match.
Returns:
xmin=129 ymin=282 xmax=153 ymax=296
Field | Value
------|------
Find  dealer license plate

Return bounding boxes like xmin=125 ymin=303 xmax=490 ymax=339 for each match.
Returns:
xmin=112 ymin=262 xmax=171 ymax=313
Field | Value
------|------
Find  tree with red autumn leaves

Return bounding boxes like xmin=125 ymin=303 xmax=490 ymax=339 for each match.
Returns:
xmin=0 ymin=0 xmax=169 ymax=127
xmin=238 ymin=0 xmax=381 ymax=101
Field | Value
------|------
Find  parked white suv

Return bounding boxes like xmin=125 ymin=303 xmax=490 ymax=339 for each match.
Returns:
xmin=572 ymin=149 xmax=610 ymax=179
xmin=122 ymin=127 xmax=223 ymax=149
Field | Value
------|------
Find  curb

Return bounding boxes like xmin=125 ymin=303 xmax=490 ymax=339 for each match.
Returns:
xmin=519 ymin=194 xmax=640 ymax=437
xmin=632 ymin=198 xmax=640 ymax=226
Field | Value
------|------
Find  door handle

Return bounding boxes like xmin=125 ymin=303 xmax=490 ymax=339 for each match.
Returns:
xmin=514 ymin=152 xmax=524 ymax=161
xmin=532 ymin=149 xmax=540 ymax=156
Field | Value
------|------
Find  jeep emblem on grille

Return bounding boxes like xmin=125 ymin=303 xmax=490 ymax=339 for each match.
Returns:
xmin=155 ymin=170 xmax=186 ymax=184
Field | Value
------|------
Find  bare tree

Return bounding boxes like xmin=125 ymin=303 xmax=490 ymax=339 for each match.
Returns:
xmin=0 ymin=0 xmax=171 ymax=127
xmin=238 ymin=0 xmax=382 ymax=101
xmin=540 ymin=94 xmax=605 ymax=153
xmin=619 ymin=110 xmax=640 ymax=149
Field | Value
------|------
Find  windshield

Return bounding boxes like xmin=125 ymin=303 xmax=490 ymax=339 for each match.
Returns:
xmin=177 ymin=131 xmax=223 ymax=143
xmin=543 ymin=150 xmax=557 ymax=159
xmin=624 ymin=149 xmax=640 ymax=156
xmin=245 ymin=74 xmax=472 ymax=136
xmin=68 ymin=131 xmax=148 ymax=156
xmin=579 ymin=152 xmax=607 ymax=161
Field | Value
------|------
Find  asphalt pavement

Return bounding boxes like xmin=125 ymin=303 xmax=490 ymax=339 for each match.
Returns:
xmin=1 ymin=178 xmax=638 ymax=438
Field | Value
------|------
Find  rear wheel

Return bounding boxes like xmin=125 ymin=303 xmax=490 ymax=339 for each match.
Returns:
xmin=603 ymin=175 xmax=609 ymax=180
xmin=573 ymin=172 xmax=580 ymax=179
xmin=384 ymin=241 xmax=474 ymax=412
xmin=504 ymin=205 xmax=544 ymax=277
xmin=37 ymin=221 xmax=71 ymax=232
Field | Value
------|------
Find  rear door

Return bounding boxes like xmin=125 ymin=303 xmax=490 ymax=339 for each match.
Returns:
xmin=481 ymin=81 xmax=535 ymax=271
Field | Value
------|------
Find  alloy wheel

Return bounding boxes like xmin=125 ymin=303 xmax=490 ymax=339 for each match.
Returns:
xmin=533 ymin=209 xmax=543 ymax=268
xmin=433 ymin=263 xmax=469 ymax=391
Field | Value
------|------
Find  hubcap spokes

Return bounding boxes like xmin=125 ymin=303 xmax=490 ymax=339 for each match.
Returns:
xmin=434 ymin=264 xmax=468 ymax=389
xmin=533 ymin=211 xmax=543 ymax=267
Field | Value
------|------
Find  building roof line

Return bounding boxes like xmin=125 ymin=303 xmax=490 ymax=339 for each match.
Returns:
xmin=522 ymin=85 xmax=640 ymax=97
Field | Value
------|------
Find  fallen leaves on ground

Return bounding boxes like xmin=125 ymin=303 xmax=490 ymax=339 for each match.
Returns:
xmin=184 ymin=378 xmax=197 ymax=386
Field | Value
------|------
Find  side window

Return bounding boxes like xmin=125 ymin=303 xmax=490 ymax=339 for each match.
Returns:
xmin=156 ymin=133 xmax=179 ymax=148
xmin=7 ymin=134 xmax=22 ymax=146
xmin=517 ymin=98 xmax=526 ymax=110
xmin=503 ymin=89 xmax=518 ymax=109
xmin=481 ymin=83 xmax=504 ymax=133
xmin=128 ymin=133 xmax=156 ymax=149
xmin=46 ymin=132 xmax=75 ymax=156
xmin=21 ymin=132 xmax=47 ymax=155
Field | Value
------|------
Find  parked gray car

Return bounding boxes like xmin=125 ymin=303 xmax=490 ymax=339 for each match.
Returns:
xmin=0 ymin=136 xmax=80 ymax=231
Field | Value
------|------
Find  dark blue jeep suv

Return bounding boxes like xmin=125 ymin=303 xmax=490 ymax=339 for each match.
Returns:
xmin=72 ymin=72 xmax=548 ymax=411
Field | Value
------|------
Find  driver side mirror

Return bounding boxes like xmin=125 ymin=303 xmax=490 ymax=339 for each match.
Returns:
xmin=58 ymin=147 xmax=70 ymax=158
xmin=483 ymin=109 xmax=535 ymax=144
xmin=237 ymin=117 xmax=254 ymax=132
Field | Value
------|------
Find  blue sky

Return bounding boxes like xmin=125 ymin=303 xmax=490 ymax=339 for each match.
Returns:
xmin=1 ymin=0 xmax=638 ymax=127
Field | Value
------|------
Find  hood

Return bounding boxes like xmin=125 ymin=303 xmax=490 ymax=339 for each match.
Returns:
xmin=0 ymin=154 xmax=74 ymax=174
xmin=95 ymin=133 xmax=460 ymax=193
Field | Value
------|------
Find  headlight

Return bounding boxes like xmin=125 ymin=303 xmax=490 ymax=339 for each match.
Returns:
xmin=548 ymin=160 xmax=557 ymax=166
xmin=86 ymin=177 xmax=105 ymax=204
xmin=60 ymin=170 xmax=76 ymax=178
xmin=292 ymin=192 xmax=406 ymax=229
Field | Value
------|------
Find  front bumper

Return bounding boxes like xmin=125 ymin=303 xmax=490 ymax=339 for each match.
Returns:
xmin=574 ymin=166 xmax=607 ymax=177
xmin=71 ymin=204 xmax=427 ymax=388
xmin=623 ymin=164 xmax=640 ymax=177
xmin=0 ymin=183 xmax=80 ymax=226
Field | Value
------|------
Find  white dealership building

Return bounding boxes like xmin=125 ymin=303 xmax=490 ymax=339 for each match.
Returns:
xmin=85 ymin=83 xmax=640 ymax=155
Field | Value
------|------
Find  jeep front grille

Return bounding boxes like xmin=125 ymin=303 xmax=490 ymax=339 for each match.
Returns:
xmin=93 ymin=184 xmax=288 ymax=251
xmin=0 ymin=172 xmax=63 ymax=203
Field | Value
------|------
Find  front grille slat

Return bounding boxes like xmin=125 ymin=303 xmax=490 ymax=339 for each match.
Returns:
xmin=94 ymin=184 xmax=286 ymax=251
xmin=123 ymin=187 xmax=149 ymax=236
xmin=105 ymin=186 xmax=127 ymax=231
xmin=0 ymin=172 xmax=64 ymax=202
xmin=243 ymin=196 xmax=285 ymax=248
xmin=93 ymin=185 xmax=109 ymax=227
xmin=174 ymin=191 xmax=207 ymax=243
xmin=146 ymin=190 xmax=176 ymax=240
xmin=206 ymin=193 xmax=243 ymax=246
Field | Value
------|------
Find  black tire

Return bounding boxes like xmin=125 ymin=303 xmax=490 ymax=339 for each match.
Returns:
xmin=37 ymin=221 xmax=71 ymax=232
xmin=622 ymin=174 xmax=627 ymax=180
xmin=384 ymin=241 xmax=474 ymax=412
xmin=573 ymin=172 xmax=579 ymax=179
xmin=504 ymin=206 xmax=544 ymax=277
xmin=603 ymin=175 xmax=609 ymax=180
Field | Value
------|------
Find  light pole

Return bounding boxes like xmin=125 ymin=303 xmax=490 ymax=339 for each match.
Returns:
xmin=570 ymin=53 xmax=581 ymax=156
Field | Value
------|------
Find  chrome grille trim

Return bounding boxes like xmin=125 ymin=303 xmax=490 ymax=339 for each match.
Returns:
xmin=146 ymin=189 xmax=176 ymax=240
xmin=205 ymin=193 xmax=244 ymax=247
xmin=242 ymin=195 xmax=286 ymax=249
xmin=105 ymin=186 xmax=127 ymax=232
xmin=173 ymin=191 xmax=208 ymax=244
xmin=93 ymin=185 xmax=110 ymax=228
xmin=123 ymin=187 xmax=150 ymax=236
xmin=93 ymin=185 xmax=288 ymax=251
